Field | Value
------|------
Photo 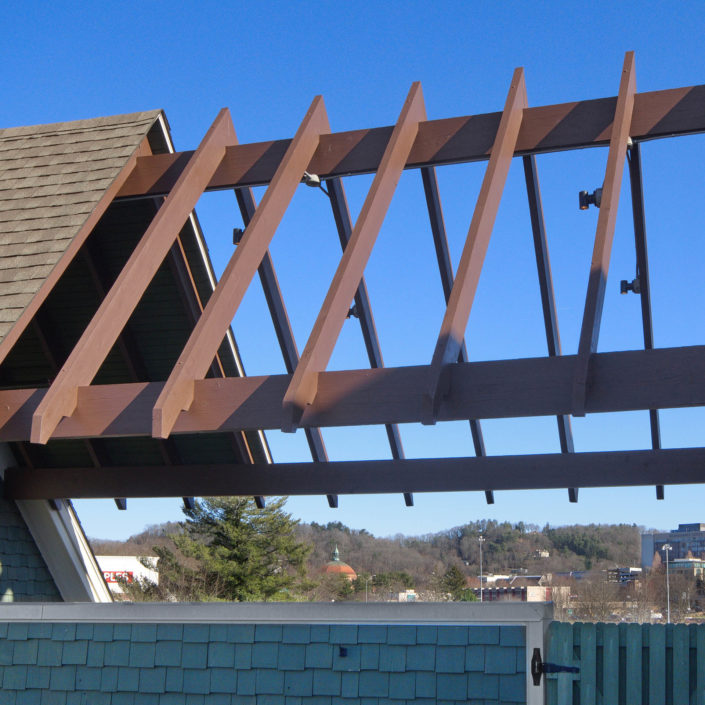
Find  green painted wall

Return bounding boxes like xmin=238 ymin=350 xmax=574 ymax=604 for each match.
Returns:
xmin=0 ymin=622 xmax=526 ymax=704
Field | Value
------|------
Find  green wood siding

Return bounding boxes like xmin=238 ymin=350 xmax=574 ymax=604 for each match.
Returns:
xmin=546 ymin=621 xmax=705 ymax=705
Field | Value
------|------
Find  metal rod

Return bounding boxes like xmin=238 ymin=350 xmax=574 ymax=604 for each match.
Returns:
xmin=420 ymin=165 xmax=492 ymax=504
xmin=523 ymin=155 xmax=577 ymax=502
xmin=235 ymin=187 xmax=338 ymax=509
xmin=627 ymin=141 xmax=664 ymax=500
xmin=326 ymin=175 xmax=414 ymax=508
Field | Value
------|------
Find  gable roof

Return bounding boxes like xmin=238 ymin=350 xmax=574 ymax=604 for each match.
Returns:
xmin=0 ymin=110 xmax=161 ymax=348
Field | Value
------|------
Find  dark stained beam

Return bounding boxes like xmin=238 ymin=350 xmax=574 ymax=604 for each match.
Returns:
xmin=627 ymin=140 xmax=663 ymax=500
xmin=420 ymin=165 xmax=492 ymax=504
xmin=426 ymin=68 xmax=527 ymax=422
xmin=2 ymin=346 xmax=705 ymax=441
xmin=117 ymin=85 xmax=705 ymax=197
xmin=6 ymin=447 xmax=705 ymax=500
xmin=572 ymin=52 xmax=637 ymax=416
xmin=522 ymin=154 xmax=577 ymax=503
xmin=326 ymin=176 xmax=412 ymax=507
xmin=234 ymin=186 xmax=337 ymax=509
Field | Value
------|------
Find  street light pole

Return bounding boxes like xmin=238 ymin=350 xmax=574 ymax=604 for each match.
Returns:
xmin=663 ymin=544 xmax=672 ymax=624
xmin=478 ymin=535 xmax=485 ymax=603
xmin=364 ymin=575 xmax=375 ymax=603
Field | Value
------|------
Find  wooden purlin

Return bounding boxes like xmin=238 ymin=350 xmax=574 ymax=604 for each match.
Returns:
xmin=424 ymin=68 xmax=527 ymax=423
xmin=117 ymin=85 xmax=705 ymax=197
xmin=282 ymin=82 xmax=427 ymax=431
xmin=572 ymin=51 xmax=637 ymax=416
xmin=29 ymin=108 xmax=237 ymax=445
xmin=4 ymin=346 xmax=705 ymax=441
xmin=152 ymin=96 xmax=331 ymax=439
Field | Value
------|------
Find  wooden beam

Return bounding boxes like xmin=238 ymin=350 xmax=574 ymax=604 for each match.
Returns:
xmin=2 ymin=346 xmax=705 ymax=441
xmin=29 ymin=109 xmax=236 ymax=444
xmin=572 ymin=52 xmax=637 ymax=416
xmin=282 ymin=83 xmax=426 ymax=431
xmin=117 ymin=85 xmax=705 ymax=197
xmin=152 ymin=96 xmax=331 ymax=439
xmin=6 ymin=447 xmax=705 ymax=499
xmin=0 ymin=135 xmax=152 ymax=367
xmin=425 ymin=68 xmax=527 ymax=422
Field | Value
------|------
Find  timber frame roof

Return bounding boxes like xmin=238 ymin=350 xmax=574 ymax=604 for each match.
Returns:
xmin=2 ymin=51 xmax=705 ymax=506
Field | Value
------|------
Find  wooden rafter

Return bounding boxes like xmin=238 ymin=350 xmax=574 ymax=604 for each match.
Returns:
xmin=30 ymin=109 xmax=237 ymax=444
xmin=572 ymin=51 xmax=637 ymax=416
xmin=425 ymin=68 xmax=527 ymax=422
xmin=151 ymin=96 xmax=330 ymax=439
xmin=282 ymin=82 xmax=426 ymax=431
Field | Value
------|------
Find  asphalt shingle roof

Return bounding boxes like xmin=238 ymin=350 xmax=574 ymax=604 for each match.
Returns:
xmin=0 ymin=111 xmax=161 ymax=344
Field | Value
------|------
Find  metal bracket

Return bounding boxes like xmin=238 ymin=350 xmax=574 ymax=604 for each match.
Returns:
xmin=531 ymin=647 xmax=580 ymax=685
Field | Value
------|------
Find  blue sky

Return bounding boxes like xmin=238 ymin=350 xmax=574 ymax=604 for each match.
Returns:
xmin=3 ymin=3 xmax=705 ymax=540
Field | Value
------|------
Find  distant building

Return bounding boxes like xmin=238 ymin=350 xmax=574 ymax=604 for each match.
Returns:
xmin=641 ymin=523 xmax=705 ymax=568
xmin=95 ymin=556 xmax=158 ymax=595
xmin=607 ymin=567 xmax=642 ymax=584
xmin=322 ymin=546 xmax=357 ymax=582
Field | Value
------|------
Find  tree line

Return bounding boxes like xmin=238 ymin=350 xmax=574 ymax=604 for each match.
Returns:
xmin=90 ymin=497 xmax=647 ymax=603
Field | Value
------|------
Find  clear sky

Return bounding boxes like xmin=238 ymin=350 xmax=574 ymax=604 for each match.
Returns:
xmin=3 ymin=2 xmax=705 ymax=540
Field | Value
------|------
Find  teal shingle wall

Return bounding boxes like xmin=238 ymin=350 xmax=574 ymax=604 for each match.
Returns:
xmin=0 ymin=496 xmax=61 ymax=602
xmin=0 ymin=622 xmax=526 ymax=704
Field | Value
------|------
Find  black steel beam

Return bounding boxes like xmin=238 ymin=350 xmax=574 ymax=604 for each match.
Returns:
xmin=234 ymin=187 xmax=338 ymax=508
xmin=522 ymin=155 xmax=578 ymax=503
xmin=420 ymin=166 xmax=493 ymax=504
xmin=326 ymin=177 xmax=413 ymax=507
xmin=627 ymin=141 xmax=663 ymax=500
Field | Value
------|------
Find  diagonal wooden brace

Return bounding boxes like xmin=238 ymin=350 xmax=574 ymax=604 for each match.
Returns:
xmin=152 ymin=96 xmax=331 ymax=439
xmin=282 ymin=82 xmax=427 ymax=432
xmin=30 ymin=108 xmax=237 ymax=444
xmin=572 ymin=51 xmax=636 ymax=417
xmin=424 ymin=68 xmax=527 ymax=424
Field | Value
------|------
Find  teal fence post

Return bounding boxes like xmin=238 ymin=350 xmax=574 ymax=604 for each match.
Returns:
xmin=624 ymin=623 xmax=642 ymax=705
xmin=672 ymin=623 xmax=689 ymax=704
xmin=601 ymin=623 xmax=618 ymax=705
xmin=579 ymin=622 xmax=596 ymax=705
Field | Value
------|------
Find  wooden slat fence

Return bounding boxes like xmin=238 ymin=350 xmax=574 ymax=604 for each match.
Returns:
xmin=546 ymin=622 xmax=705 ymax=705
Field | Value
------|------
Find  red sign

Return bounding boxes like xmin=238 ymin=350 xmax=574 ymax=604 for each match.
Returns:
xmin=103 ymin=571 xmax=134 ymax=583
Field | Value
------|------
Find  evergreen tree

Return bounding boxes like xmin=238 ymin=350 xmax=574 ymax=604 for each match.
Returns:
xmin=129 ymin=497 xmax=312 ymax=602
xmin=441 ymin=565 xmax=467 ymax=600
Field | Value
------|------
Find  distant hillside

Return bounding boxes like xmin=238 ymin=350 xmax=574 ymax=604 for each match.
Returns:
xmin=90 ymin=517 xmax=642 ymax=591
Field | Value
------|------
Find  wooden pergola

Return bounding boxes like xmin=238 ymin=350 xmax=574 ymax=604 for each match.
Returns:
xmin=4 ymin=51 xmax=705 ymax=506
